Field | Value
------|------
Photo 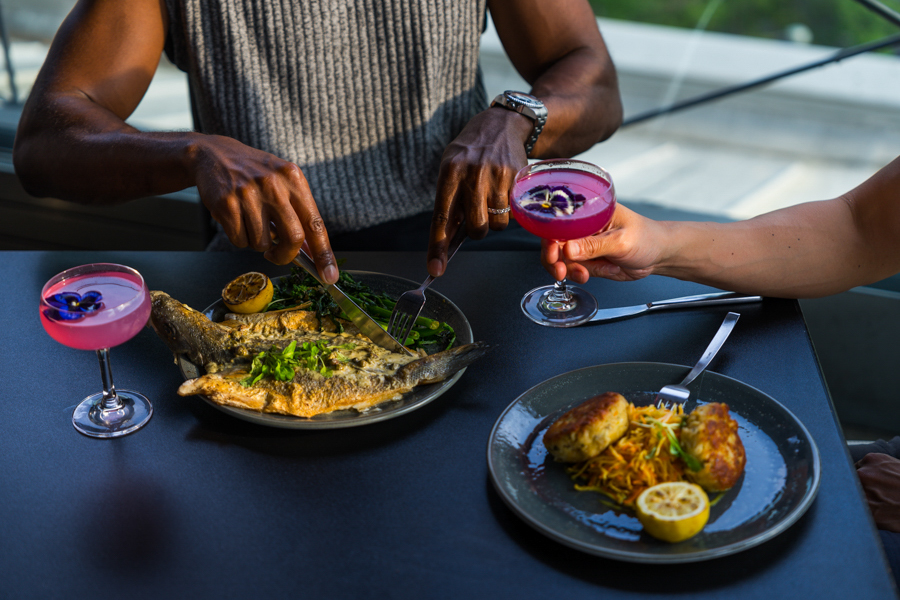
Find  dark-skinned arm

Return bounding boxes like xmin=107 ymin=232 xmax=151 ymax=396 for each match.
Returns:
xmin=13 ymin=0 xmax=338 ymax=280
xmin=426 ymin=0 xmax=622 ymax=277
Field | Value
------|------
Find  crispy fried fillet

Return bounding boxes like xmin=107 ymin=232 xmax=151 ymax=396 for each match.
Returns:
xmin=220 ymin=308 xmax=359 ymax=336
xmin=150 ymin=290 xmax=486 ymax=418
xmin=176 ymin=340 xmax=488 ymax=418
xmin=681 ymin=402 xmax=746 ymax=492
xmin=178 ymin=365 xmax=417 ymax=416
xmin=543 ymin=392 xmax=630 ymax=463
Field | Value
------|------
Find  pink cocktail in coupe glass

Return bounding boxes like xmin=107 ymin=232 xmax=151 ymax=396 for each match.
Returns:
xmin=510 ymin=159 xmax=616 ymax=327
xmin=40 ymin=263 xmax=153 ymax=438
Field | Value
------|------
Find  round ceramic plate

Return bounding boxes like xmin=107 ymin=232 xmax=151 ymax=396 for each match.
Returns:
xmin=487 ymin=362 xmax=820 ymax=563
xmin=178 ymin=271 xmax=473 ymax=429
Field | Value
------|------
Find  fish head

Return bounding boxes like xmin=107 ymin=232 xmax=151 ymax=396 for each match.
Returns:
xmin=149 ymin=291 xmax=225 ymax=359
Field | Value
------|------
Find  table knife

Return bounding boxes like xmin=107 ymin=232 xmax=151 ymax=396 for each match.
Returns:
xmin=588 ymin=291 xmax=763 ymax=323
xmin=289 ymin=248 xmax=414 ymax=356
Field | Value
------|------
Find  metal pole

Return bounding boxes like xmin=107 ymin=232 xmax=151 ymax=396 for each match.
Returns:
xmin=622 ymin=32 xmax=900 ymax=127
xmin=0 ymin=1 xmax=17 ymax=105
xmin=851 ymin=0 xmax=900 ymax=29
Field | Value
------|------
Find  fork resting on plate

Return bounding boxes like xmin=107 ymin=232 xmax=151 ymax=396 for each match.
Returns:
xmin=655 ymin=312 xmax=740 ymax=405
xmin=387 ymin=224 xmax=467 ymax=343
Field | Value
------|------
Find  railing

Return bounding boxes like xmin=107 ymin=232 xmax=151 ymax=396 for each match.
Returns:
xmin=622 ymin=0 xmax=900 ymax=127
xmin=0 ymin=1 xmax=16 ymax=105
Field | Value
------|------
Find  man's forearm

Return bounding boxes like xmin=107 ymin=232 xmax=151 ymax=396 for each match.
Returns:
xmin=14 ymin=96 xmax=200 ymax=204
xmin=530 ymin=46 xmax=622 ymax=159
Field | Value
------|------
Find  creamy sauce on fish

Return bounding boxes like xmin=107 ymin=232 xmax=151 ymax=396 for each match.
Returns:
xmin=149 ymin=291 xmax=485 ymax=418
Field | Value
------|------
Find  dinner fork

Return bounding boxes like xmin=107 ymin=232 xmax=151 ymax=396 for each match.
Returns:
xmin=386 ymin=224 xmax=467 ymax=343
xmin=655 ymin=312 xmax=740 ymax=405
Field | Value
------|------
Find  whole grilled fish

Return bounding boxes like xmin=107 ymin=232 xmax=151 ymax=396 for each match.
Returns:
xmin=148 ymin=291 xmax=488 ymax=417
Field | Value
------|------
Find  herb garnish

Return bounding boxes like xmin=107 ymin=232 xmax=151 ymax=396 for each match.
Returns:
xmin=665 ymin=426 xmax=703 ymax=472
xmin=267 ymin=267 xmax=457 ymax=353
xmin=639 ymin=415 xmax=703 ymax=472
xmin=241 ymin=340 xmax=351 ymax=386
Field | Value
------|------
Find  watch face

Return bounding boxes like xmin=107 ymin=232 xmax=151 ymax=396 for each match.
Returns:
xmin=506 ymin=92 xmax=543 ymax=109
xmin=493 ymin=91 xmax=546 ymax=157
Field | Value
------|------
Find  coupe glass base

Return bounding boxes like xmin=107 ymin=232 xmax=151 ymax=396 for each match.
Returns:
xmin=520 ymin=284 xmax=598 ymax=327
xmin=72 ymin=391 xmax=153 ymax=438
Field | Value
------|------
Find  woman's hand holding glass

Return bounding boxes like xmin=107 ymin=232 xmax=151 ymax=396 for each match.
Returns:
xmin=541 ymin=203 xmax=666 ymax=285
xmin=510 ymin=159 xmax=617 ymax=327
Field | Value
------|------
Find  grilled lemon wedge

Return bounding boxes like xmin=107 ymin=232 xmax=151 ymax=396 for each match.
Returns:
xmin=222 ymin=272 xmax=274 ymax=314
xmin=634 ymin=481 xmax=710 ymax=543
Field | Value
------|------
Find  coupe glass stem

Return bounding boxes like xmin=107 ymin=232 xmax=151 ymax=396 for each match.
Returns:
xmin=96 ymin=348 xmax=123 ymax=412
xmin=539 ymin=278 xmax=578 ymax=313
xmin=548 ymin=279 xmax=572 ymax=303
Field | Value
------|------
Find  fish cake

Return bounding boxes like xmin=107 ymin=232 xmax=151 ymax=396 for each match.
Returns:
xmin=680 ymin=402 xmax=746 ymax=492
xmin=543 ymin=392 xmax=629 ymax=463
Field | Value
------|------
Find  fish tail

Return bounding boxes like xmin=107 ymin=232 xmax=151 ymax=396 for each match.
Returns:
xmin=398 ymin=341 xmax=491 ymax=384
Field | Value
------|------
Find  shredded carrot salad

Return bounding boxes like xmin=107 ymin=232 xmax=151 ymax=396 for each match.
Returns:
xmin=566 ymin=403 xmax=690 ymax=507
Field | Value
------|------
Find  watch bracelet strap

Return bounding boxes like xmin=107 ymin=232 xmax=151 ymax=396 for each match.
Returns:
xmin=525 ymin=115 xmax=546 ymax=157
xmin=490 ymin=91 xmax=546 ymax=157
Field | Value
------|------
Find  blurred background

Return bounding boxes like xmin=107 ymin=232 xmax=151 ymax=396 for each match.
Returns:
xmin=1 ymin=0 xmax=898 ymax=440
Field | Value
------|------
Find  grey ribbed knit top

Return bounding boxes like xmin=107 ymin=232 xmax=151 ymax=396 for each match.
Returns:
xmin=163 ymin=0 xmax=488 ymax=234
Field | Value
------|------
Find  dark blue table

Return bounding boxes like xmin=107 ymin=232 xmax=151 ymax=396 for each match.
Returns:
xmin=1 ymin=250 xmax=894 ymax=599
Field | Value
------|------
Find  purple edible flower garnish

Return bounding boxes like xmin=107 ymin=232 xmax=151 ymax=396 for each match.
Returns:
xmin=43 ymin=290 xmax=104 ymax=322
xmin=518 ymin=185 xmax=586 ymax=217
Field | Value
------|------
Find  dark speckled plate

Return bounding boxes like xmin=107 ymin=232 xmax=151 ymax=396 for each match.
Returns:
xmin=177 ymin=271 xmax=472 ymax=429
xmin=487 ymin=362 xmax=820 ymax=563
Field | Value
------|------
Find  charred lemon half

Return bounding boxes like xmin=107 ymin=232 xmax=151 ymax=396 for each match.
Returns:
xmin=222 ymin=272 xmax=274 ymax=314
xmin=634 ymin=482 xmax=710 ymax=543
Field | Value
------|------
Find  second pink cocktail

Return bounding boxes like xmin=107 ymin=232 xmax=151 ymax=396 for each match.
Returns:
xmin=509 ymin=159 xmax=617 ymax=327
xmin=511 ymin=166 xmax=615 ymax=242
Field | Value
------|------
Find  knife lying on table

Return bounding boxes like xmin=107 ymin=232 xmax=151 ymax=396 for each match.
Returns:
xmin=588 ymin=291 xmax=763 ymax=323
xmin=275 ymin=240 xmax=414 ymax=356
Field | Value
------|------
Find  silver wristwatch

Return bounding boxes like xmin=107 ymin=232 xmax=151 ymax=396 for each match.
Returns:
xmin=490 ymin=91 xmax=547 ymax=157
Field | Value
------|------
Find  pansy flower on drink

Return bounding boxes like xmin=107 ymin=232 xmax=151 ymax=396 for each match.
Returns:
xmin=518 ymin=185 xmax=586 ymax=217
xmin=43 ymin=290 xmax=104 ymax=321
